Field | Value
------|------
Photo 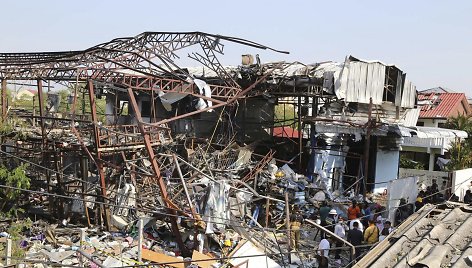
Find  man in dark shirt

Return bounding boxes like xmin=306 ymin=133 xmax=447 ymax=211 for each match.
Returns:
xmin=464 ymin=190 xmax=472 ymax=204
xmin=347 ymin=221 xmax=363 ymax=261
xmin=319 ymin=201 xmax=331 ymax=226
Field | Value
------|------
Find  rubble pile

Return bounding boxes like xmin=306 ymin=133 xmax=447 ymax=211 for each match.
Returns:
xmin=0 ymin=138 xmax=368 ymax=267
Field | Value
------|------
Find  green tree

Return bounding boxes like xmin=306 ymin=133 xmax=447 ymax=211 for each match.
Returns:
xmin=444 ymin=114 xmax=472 ymax=170
xmin=399 ymin=154 xmax=425 ymax=170
xmin=0 ymin=164 xmax=31 ymax=218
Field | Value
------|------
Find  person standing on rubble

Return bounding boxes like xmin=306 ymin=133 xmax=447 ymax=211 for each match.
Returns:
xmin=464 ymin=190 xmax=472 ymax=204
xmin=347 ymin=221 xmax=363 ymax=261
xmin=379 ymin=220 xmax=393 ymax=241
xmin=325 ymin=209 xmax=338 ymax=233
xmin=415 ymin=192 xmax=425 ymax=212
xmin=334 ymin=216 xmax=348 ymax=262
xmin=361 ymin=202 xmax=372 ymax=228
xmin=317 ymin=235 xmax=331 ymax=267
xmin=290 ymin=205 xmax=304 ymax=250
xmin=363 ymin=219 xmax=379 ymax=245
xmin=319 ymin=201 xmax=331 ymax=227
xmin=318 ymin=201 xmax=331 ymax=239
xmin=347 ymin=200 xmax=361 ymax=221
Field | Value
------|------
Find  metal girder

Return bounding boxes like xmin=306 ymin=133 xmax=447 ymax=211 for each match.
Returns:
xmin=127 ymin=87 xmax=189 ymax=256
xmin=0 ymin=32 xmax=288 ymax=102
xmin=1 ymin=79 xmax=6 ymax=120
xmin=87 ymin=80 xmax=111 ymax=229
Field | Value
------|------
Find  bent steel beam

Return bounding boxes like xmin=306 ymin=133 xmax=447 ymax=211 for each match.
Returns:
xmin=127 ymin=87 xmax=189 ymax=256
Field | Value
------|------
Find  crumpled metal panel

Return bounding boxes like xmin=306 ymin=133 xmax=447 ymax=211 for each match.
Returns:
xmin=335 ymin=61 xmax=386 ymax=105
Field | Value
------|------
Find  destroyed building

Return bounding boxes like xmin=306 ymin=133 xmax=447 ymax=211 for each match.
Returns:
xmin=0 ymin=31 xmax=459 ymax=267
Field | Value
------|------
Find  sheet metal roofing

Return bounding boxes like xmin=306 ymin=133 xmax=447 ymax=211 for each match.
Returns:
xmin=355 ymin=203 xmax=472 ymax=268
xmin=418 ymin=92 xmax=469 ymax=118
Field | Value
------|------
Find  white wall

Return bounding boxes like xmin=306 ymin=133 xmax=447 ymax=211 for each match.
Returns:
xmin=417 ymin=118 xmax=447 ymax=127
xmin=387 ymin=176 xmax=418 ymax=224
xmin=451 ymin=168 xmax=472 ymax=201
xmin=399 ymin=168 xmax=448 ymax=187
xmin=375 ymin=150 xmax=400 ymax=190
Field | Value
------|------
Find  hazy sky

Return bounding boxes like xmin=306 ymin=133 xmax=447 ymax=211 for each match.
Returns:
xmin=1 ymin=0 xmax=471 ymax=96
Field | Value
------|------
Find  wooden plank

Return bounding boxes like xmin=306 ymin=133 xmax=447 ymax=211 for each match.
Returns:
xmin=191 ymin=250 xmax=216 ymax=268
xmin=141 ymin=249 xmax=185 ymax=268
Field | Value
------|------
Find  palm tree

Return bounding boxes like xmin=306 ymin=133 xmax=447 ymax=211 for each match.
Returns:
xmin=445 ymin=114 xmax=472 ymax=134
xmin=445 ymin=114 xmax=472 ymax=170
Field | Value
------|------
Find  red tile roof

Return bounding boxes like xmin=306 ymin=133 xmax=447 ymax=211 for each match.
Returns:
xmin=418 ymin=92 xmax=471 ymax=118
xmin=272 ymin=126 xmax=300 ymax=138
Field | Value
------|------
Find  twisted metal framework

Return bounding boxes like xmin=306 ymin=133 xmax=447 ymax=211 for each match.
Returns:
xmin=0 ymin=31 xmax=286 ymax=96
xmin=0 ymin=31 xmax=287 ymax=256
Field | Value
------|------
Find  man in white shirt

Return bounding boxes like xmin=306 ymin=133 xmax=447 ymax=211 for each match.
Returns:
xmin=318 ymin=237 xmax=330 ymax=258
xmin=349 ymin=218 xmax=364 ymax=233
xmin=334 ymin=217 xmax=348 ymax=263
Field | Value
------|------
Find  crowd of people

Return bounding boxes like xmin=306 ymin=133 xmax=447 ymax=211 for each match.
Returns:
xmin=313 ymin=200 xmax=394 ymax=266
xmin=289 ymin=180 xmax=472 ymax=267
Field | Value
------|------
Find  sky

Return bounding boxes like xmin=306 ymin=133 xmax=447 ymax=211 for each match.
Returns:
xmin=0 ymin=0 xmax=471 ymax=96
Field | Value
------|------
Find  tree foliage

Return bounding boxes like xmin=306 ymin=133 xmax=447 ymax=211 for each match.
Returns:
xmin=0 ymin=164 xmax=30 ymax=217
xmin=444 ymin=114 xmax=472 ymax=171
xmin=399 ymin=154 xmax=425 ymax=170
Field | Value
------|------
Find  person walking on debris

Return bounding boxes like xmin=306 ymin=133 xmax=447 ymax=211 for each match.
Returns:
xmin=334 ymin=216 xmax=348 ymax=263
xmin=348 ymin=200 xmax=361 ymax=221
xmin=364 ymin=219 xmax=379 ymax=245
xmin=290 ymin=205 xmax=304 ymax=250
xmin=347 ymin=221 xmax=363 ymax=261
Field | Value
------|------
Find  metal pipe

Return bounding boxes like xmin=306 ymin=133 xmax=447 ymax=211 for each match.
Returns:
xmin=76 ymin=249 xmax=106 ymax=268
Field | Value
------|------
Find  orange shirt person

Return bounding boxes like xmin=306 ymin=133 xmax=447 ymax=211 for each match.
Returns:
xmin=347 ymin=200 xmax=361 ymax=220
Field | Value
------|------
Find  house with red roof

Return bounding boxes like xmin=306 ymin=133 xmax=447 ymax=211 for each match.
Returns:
xmin=417 ymin=87 xmax=471 ymax=128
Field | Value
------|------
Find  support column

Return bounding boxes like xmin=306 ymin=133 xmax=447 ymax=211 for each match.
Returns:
xmin=297 ymin=95 xmax=303 ymax=170
xmin=87 ymin=80 xmax=111 ymax=230
xmin=38 ymin=80 xmax=53 ymax=214
xmin=429 ymin=153 xmax=435 ymax=171
xmin=1 ymin=79 xmax=6 ymax=121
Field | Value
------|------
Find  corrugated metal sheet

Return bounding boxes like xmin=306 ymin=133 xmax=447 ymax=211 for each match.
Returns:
xmin=414 ymin=126 xmax=468 ymax=138
xmin=401 ymin=79 xmax=416 ymax=108
xmin=400 ymin=108 xmax=420 ymax=127
xmin=335 ymin=61 xmax=386 ymax=105
xmin=418 ymin=93 xmax=468 ymax=118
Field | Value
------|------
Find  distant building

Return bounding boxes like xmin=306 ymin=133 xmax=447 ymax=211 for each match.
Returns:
xmin=15 ymin=88 xmax=37 ymax=100
xmin=417 ymin=87 xmax=471 ymax=127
